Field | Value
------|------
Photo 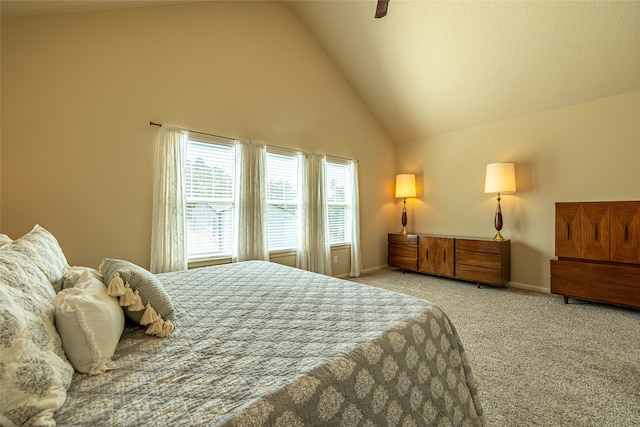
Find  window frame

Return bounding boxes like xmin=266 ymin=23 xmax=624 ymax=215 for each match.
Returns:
xmin=182 ymin=139 xmax=353 ymax=264
xmin=325 ymin=158 xmax=353 ymax=246
xmin=184 ymin=135 xmax=236 ymax=262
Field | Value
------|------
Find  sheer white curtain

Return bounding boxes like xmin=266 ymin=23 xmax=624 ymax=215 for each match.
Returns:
xmin=297 ymin=153 xmax=332 ymax=275
xmin=349 ymin=160 xmax=362 ymax=277
xmin=232 ymin=141 xmax=269 ymax=262
xmin=150 ymin=126 xmax=188 ymax=273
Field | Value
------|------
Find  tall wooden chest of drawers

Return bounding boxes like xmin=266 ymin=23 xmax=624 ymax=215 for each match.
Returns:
xmin=550 ymin=201 xmax=640 ymax=309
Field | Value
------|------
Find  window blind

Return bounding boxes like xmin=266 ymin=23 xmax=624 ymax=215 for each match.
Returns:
xmin=185 ymin=139 xmax=235 ymax=260
xmin=326 ymin=161 xmax=352 ymax=245
xmin=184 ymin=137 xmax=352 ymax=261
xmin=266 ymin=151 xmax=298 ymax=251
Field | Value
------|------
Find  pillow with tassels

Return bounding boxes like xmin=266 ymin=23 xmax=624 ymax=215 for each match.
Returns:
xmin=99 ymin=258 xmax=175 ymax=337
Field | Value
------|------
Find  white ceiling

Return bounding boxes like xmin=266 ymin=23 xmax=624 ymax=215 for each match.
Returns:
xmin=3 ymin=0 xmax=640 ymax=144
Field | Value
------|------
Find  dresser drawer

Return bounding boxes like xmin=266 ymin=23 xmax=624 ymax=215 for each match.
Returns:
xmin=389 ymin=244 xmax=418 ymax=258
xmin=456 ymin=239 xmax=503 ymax=254
xmin=388 ymin=233 xmax=418 ymax=245
xmin=456 ymin=264 xmax=503 ymax=285
xmin=551 ymin=276 xmax=640 ymax=308
xmin=456 ymin=250 xmax=502 ymax=269
xmin=388 ymin=255 xmax=418 ymax=271
xmin=550 ymin=259 xmax=640 ymax=288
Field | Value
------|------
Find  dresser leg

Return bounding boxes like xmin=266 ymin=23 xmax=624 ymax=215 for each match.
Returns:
xmin=563 ymin=296 xmax=569 ymax=304
xmin=476 ymin=282 xmax=481 ymax=288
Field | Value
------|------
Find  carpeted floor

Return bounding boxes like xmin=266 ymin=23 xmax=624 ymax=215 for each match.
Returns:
xmin=349 ymin=268 xmax=640 ymax=427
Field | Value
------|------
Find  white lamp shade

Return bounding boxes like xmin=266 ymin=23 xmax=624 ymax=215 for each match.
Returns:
xmin=485 ymin=163 xmax=516 ymax=193
xmin=395 ymin=174 xmax=416 ymax=198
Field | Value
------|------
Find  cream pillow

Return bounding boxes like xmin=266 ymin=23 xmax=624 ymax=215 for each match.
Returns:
xmin=62 ymin=265 xmax=102 ymax=290
xmin=0 ymin=233 xmax=12 ymax=246
xmin=54 ymin=269 xmax=125 ymax=375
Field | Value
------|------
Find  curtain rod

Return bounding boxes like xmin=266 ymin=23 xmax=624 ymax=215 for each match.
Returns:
xmin=149 ymin=121 xmax=235 ymax=142
xmin=149 ymin=121 xmax=357 ymax=162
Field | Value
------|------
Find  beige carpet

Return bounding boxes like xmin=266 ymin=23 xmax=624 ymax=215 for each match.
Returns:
xmin=349 ymin=268 xmax=640 ymax=427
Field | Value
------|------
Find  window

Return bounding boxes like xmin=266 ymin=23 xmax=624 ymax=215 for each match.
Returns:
xmin=265 ymin=150 xmax=298 ymax=251
xmin=183 ymin=138 xmax=352 ymax=261
xmin=326 ymin=160 xmax=352 ymax=245
xmin=184 ymin=138 xmax=235 ymax=260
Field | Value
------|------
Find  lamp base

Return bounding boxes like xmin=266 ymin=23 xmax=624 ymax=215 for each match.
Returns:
xmin=492 ymin=194 xmax=505 ymax=241
xmin=400 ymin=198 xmax=408 ymax=235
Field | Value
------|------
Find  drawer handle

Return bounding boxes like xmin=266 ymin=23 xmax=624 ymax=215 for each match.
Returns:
xmin=624 ymin=224 xmax=629 ymax=241
xmin=443 ymin=250 xmax=446 ymax=262
xmin=566 ymin=224 xmax=571 ymax=240
xmin=426 ymin=248 xmax=429 ymax=260
xmin=594 ymin=224 xmax=598 ymax=240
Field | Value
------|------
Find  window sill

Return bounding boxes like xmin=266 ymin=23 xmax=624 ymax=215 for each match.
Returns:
xmin=188 ymin=244 xmax=351 ymax=269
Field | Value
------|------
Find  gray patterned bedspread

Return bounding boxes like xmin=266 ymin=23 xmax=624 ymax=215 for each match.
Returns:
xmin=55 ymin=261 xmax=483 ymax=426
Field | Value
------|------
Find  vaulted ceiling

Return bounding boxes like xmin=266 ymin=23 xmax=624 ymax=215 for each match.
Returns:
xmin=288 ymin=0 xmax=640 ymax=143
xmin=3 ymin=0 xmax=639 ymax=144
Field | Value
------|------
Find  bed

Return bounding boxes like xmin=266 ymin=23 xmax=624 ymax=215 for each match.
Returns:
xmin=1 ymin=226 xmax=484 ymax=426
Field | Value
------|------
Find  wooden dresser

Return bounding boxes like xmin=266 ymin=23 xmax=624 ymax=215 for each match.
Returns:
xmin=550 ymin=201 xmax=640 ymax=309
xmin=388 ymin=233 xmax=510 ymax=287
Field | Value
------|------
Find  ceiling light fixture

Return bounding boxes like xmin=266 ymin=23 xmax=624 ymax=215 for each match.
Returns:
xmin=375 ymin=0 xmax=389 ymax=18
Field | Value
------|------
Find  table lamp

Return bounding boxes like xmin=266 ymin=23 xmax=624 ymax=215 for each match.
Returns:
xmin=395 ymin=174 xmax=416 ymax=235
xmin=484 ymin=163 xmax=516 ymax=241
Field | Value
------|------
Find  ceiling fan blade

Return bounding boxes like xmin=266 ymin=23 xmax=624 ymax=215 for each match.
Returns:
xmin=375 ymin=0 xmax=389 ymax=18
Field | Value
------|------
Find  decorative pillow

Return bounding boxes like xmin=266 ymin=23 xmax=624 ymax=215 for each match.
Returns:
xmin=54 ymin=269 xmax=125 ymax=375
xmin=8 ymin=224 xmax=69 ymax=292
xmin=62 ymin=265 xmax=102 ymax=290
xmin=0 ymin=249 xmax=74 ymax=427
xmin=0 ymin=233 xmax=12 ymax=246
xmin=99 ymin=258 xmax=175 ymax=337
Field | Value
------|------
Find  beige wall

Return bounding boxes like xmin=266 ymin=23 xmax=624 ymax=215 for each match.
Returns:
xmin=396 ymin=90 xmax=640 ymax=291
xmin=4 ymin=2 xmax=637 ymax=287
xmin=1 ymin=1 xmax=397 ymax=274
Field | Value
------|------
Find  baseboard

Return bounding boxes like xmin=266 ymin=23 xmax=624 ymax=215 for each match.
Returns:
xmin=363 ymin=265 xmax=389 ymax=274
xmin=346 ymin=266 xmax=552 ymax=295
xmin=335 ymin=264 xmax=388 ymax=279
xmin=506 ymin=281 xmax=550 ymax=294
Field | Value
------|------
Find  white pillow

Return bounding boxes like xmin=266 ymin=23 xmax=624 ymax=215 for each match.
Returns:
xmin=62 ymin=265 xmax=102 ymax=290
xmin=0 ymin=233 xmax=12 ymax=246
xmin=54 ymin=269 xmax=124 ymax=375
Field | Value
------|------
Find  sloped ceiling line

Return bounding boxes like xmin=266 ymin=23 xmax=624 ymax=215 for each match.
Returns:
xmin=3 ymin=0 xmax=639 ymax=145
